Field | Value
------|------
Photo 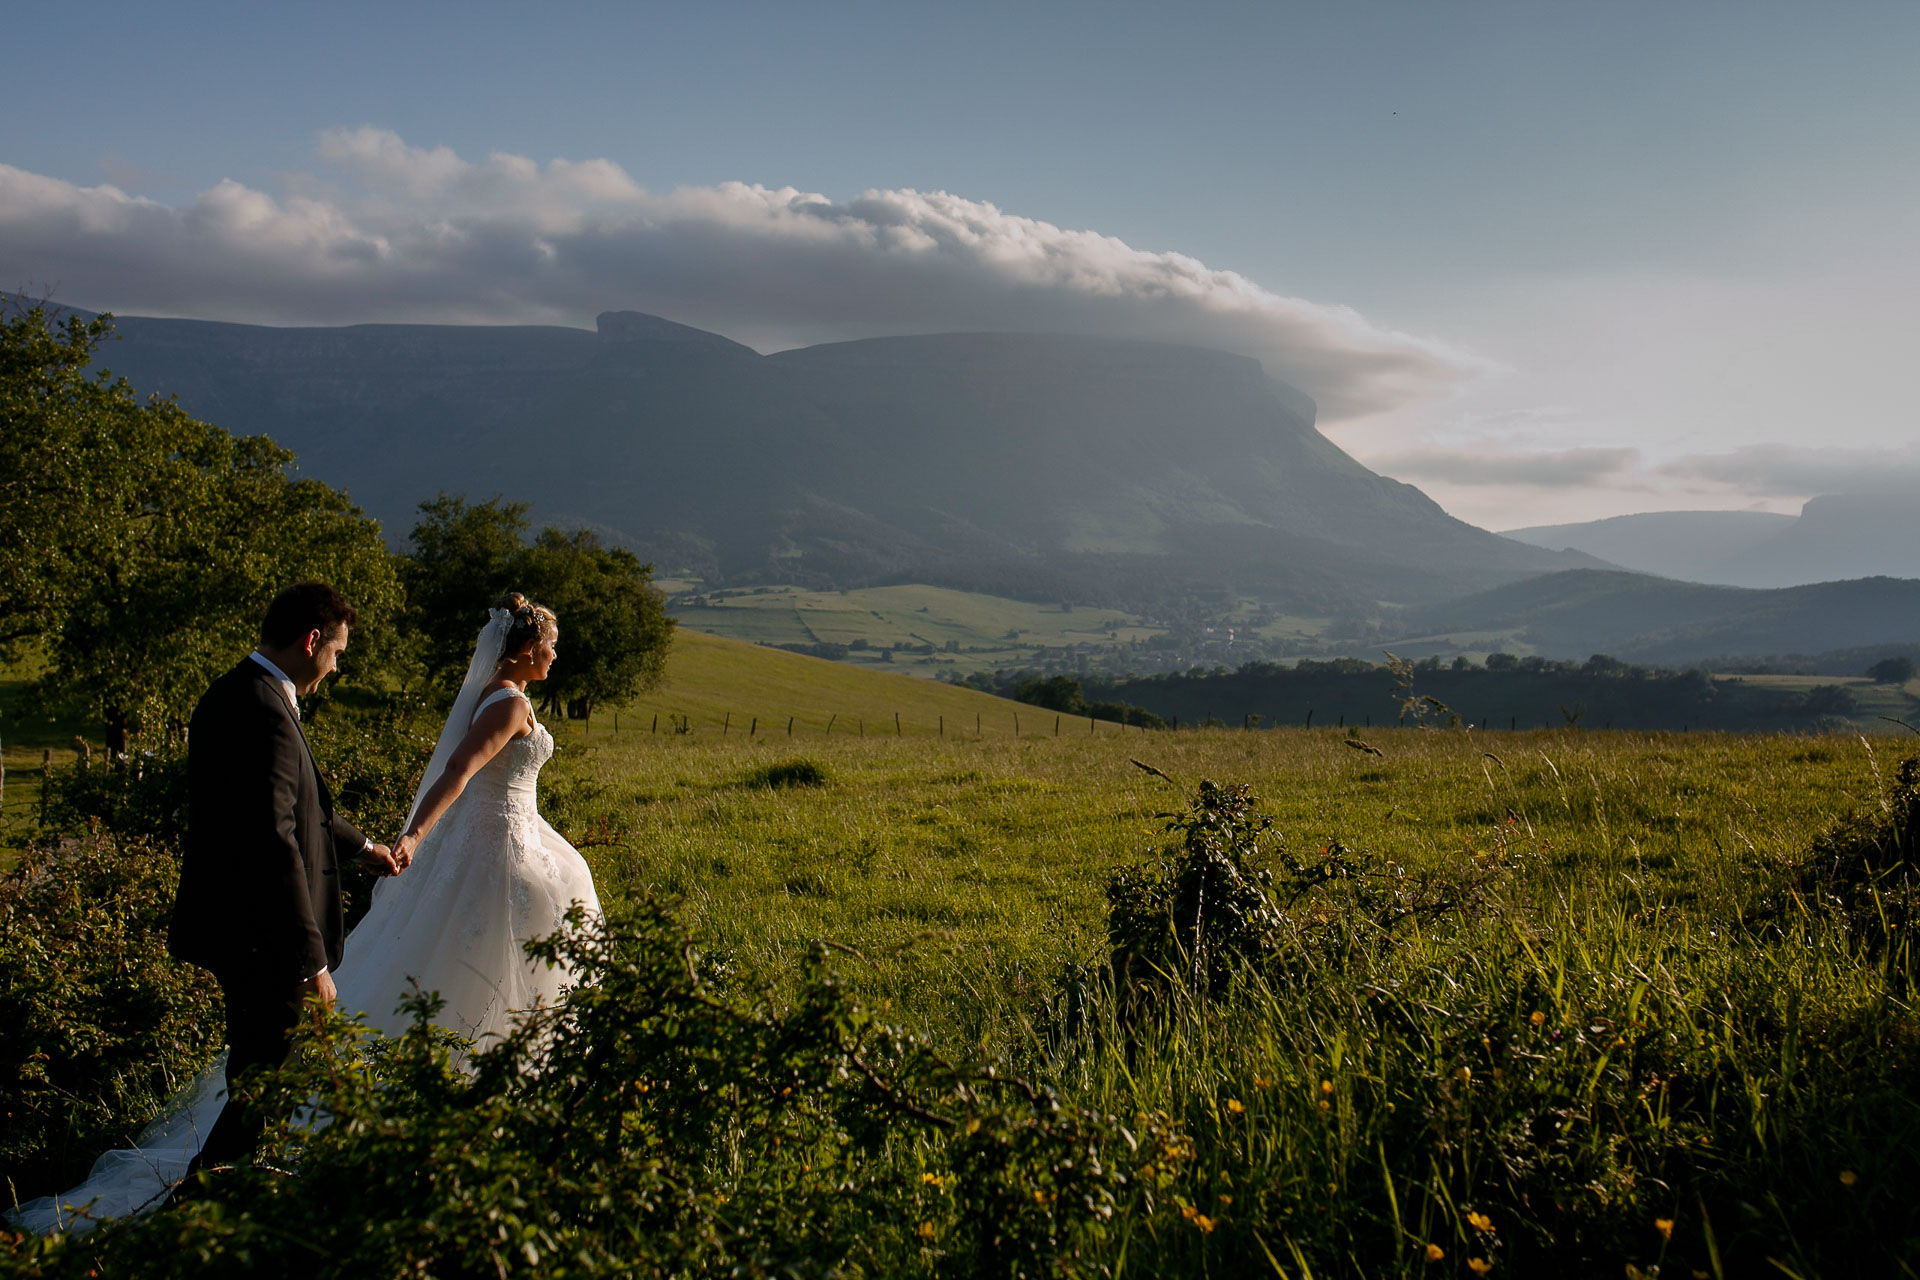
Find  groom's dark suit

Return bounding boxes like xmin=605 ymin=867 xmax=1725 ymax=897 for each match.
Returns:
xmin=170 ymin=657 xmax=367 ymax=1166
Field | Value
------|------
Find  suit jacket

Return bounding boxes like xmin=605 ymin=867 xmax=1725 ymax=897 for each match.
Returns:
xmin=169 ymin=658 xmax=366 ymax=988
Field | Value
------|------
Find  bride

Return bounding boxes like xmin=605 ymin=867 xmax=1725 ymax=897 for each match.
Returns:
xmin=10 ymin=594 xmax=602 ymax=1232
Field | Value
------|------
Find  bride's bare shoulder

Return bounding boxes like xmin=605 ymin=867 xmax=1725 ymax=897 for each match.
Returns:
xmin=470 ymin=683 xmax=534 ymax=736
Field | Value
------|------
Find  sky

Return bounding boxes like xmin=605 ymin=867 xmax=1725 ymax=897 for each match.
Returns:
xmin=4 ymin=0 xmax=1916 ymax=530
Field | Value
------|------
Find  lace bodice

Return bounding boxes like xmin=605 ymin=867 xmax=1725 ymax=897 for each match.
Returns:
xmin=467 ymin=688 xmax=553 ymax=808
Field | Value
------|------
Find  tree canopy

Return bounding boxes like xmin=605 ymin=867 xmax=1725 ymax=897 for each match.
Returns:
xmin=1 ymin=303 xmax=399 ymax=745
xmin=402 ymin=496 xmax=674 ymax=718
xmin=1868 ymin=656 xmax=1918 ymax=685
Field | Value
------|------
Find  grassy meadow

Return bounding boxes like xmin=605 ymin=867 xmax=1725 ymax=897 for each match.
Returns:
xmin=531 ymin=707 xmax=1919 ymax=1274
xmin=9 ymin=630 xmax=1919 ymax=1274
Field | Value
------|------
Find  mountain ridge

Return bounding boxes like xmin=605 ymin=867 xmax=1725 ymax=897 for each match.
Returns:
xmin=39 ymin=300 xmax=1594 ymax=612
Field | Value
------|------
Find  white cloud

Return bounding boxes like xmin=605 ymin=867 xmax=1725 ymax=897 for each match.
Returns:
xmin=0 ymin=129 xmax=1477 ymax=420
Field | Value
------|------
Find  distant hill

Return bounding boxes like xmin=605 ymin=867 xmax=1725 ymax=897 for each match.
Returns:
xmin=1504 ymin=497 xmax=1918 ymax=588
xmin=46 ymin=302 xmax=1591 ymax=613
xmin=1502 ymin=511 xmax=1793 ymax=582
xmin=1399 ymin=569 xmax=1920 ymax=664
xmin=594 ymin=628 xmax=1064 ymax=737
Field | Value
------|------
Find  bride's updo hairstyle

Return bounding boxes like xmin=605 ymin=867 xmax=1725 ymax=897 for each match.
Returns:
xmin=492 ymin=591 xmax=559 ymax=667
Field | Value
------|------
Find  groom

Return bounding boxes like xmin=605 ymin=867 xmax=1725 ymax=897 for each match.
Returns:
xmin=169 ymin=581 xmax=403 ymax=1171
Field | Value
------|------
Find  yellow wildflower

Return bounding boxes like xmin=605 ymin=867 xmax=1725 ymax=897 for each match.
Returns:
xmin=1320 ymin=1079 xmax=1334 ymax=1094
xmin=1655 ymin=1218 xmax=1673 ymax=1239
xmin=1226 ymin=1098 xmax=1245 ymax=1115
xmin=1467 ymin=1211 xmax=1493 ymax=1233
xmin=1318 ymin=1099 xmax=1332 ymax=1111
xmin=1840 ymin=1170 xmax=1858 ymax=1187
xmin=917 ymin=1222 xmax=936 ymax=1240
xmin=1530 ymin=1011 xmax=1546 ymax=1026
xmin=1425 ymin=1242 xmax=1445 ymax=1262
xmin=1253 ymin=1075 xmax=1272 ymax=1089
xmin=921 ymin=1173 xmax=944 ymax=1188
xmin=1468 ymin=1260 xmax=1493 ymax=1276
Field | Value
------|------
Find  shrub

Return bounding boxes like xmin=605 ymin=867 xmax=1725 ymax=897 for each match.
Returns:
xmin=1106 ymin=781 xmax=1284 ymax=1000
xmin=0 ymin=833 xmax=220 ymax=1195
xmin=4 ymin=904 xmax=1193 ymax=1279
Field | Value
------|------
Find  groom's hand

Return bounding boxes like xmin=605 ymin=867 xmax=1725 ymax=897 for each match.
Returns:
xmin=304 ymin=968 xmax=338 ymax=1009
xmin=359 ymin=841 xmax=401 ymax=876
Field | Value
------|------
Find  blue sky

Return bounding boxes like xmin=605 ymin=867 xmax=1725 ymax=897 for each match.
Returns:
xmin=5 ymin=0 xmax=1916 ymax=527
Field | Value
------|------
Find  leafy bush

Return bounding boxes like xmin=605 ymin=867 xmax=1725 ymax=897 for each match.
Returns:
xmin=1106 ymin=781 xmax=1283 ymax=1000
xmin=4 ymin=904 xmax=1194 ymax=1279
xmin=0 ymin=833 xmax=219 ymax=1195
xmin=44 ymin=752 xmax=189 ymax=847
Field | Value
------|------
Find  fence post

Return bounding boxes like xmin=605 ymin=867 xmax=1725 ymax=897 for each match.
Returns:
xmin=1014 ymin=712 xmax=1019 ymax=736
xmin=1306 ymin=709 xmax=1314 ymax=729
xmin=788 ymin=717 xmax=794 ymax=736
xmin=860 ymin=719 xmax=864 ymax=737
xmin=77 ymin=738 xmax=91 ymax=771
xmin=976 ymin=712 xmax=981 ymax=738
xmin=1089 ymin=715 xmax=1095 ymax=734
xmin=41 ymin=748 xmax=52 ymax=825
xmin=750 ymin=717 xmax=757 ymax=737
xmin=827 ymin=714 xmax=837 ymax=734
xmin=724 ymin=712 xmax=731 ymax=735
xmin=939 ymin=715 xmax=944 ymax=736
xmin=1054 ymin=715 xmax=1060 ymax=737
xmin=895 ymin=712 xmax=902 ymax=737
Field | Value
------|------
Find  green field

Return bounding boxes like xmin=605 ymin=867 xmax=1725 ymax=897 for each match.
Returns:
xmin=660 ymin=581 xmax=1329 ymax=676
xmin=10 ymin=632 xmax=1920 ymax=1274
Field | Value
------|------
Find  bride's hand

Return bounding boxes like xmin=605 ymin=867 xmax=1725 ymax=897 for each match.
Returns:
xmin=390 ymin=831 xmax=420 ymax=872
xmin=359 ymin=841 xmax=401 ymax=876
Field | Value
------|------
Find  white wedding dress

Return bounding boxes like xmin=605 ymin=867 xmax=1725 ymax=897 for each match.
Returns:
xmin=334 ymin=686 xmax=600 ymax=1044
xmin=11 ymin=649 xmax=600 ymax=1234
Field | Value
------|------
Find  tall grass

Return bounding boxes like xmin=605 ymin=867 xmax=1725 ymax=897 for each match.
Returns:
xmin=540 ymin=726 xmax=1920 ymax=1273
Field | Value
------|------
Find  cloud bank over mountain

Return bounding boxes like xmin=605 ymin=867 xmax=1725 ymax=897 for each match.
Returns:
xmin=0 ymin=127 xmax=1478 ymax=421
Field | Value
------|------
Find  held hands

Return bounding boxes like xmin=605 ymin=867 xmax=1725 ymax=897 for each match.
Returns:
xmin=359 ymin=840 xmax=403 ymax=877
xmin=388 ymin=831 xmax=420 ymax=874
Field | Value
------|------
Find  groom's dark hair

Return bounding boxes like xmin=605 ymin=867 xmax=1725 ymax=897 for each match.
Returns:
xmin=260 ymin=581 xmax=359 ymax=647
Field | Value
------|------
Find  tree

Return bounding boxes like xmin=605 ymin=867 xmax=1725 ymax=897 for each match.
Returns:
xmin=517 ymin=527 xmax=674 ymax=718
xmin=1868 ymin=656 xmax=1918 ymax=685
xmin=1014 ymin=675 xmax=1086 ymax=713
xmin=399 ymin=494 xmax=532 ymax=681
xmin=2 ymin=303 xmax=400 ymax=748
xmin=401 ymin=497 xmax=674 ymax=718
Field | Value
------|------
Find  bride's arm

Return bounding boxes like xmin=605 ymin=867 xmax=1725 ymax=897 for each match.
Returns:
xmin=390 ymin=697 xmax=530 ymax=864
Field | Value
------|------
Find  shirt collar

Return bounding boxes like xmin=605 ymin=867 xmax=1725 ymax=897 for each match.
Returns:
xmin=248 ymin=650 xmax=301 ymax=721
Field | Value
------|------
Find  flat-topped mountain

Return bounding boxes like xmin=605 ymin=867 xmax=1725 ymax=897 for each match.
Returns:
xmin=69 ymin=305 xmax=1590 ymax=611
